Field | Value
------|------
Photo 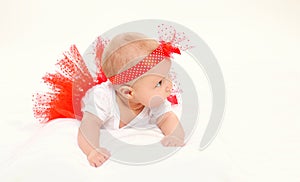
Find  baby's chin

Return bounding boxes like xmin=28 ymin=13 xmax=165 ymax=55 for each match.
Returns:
xmin=148 ymin=95 xmax=166 ymax=108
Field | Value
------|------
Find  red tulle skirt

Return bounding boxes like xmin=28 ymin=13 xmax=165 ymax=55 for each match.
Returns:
xmin=32 ymin=38 xmax=107 ymax=123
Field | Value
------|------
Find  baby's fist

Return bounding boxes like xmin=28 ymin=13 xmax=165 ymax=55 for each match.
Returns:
xmin=161 ymin=135 xmax=185 ymax=147
xmin=87 ymin=147 xmax=111 ymax=167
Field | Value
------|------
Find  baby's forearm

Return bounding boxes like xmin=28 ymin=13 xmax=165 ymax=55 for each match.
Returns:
xmin=157 ymin=112 xmax=185 ymax=139
xmin=77 ymin=112 xmax=102 ymax=156
xmin=170 ymin=121 xmax=185 ymax=140
xmin=78 ymin=129 xmax=97 ymax=156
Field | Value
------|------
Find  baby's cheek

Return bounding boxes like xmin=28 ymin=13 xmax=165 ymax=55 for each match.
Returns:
xmin=148 ymin=95 xmax=164 ymax=108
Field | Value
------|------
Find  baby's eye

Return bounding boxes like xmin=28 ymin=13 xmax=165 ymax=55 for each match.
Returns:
xmin=155 ymin=80 xmax=162 ymax=88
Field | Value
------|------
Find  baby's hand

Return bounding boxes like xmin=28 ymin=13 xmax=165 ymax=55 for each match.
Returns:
xmin=161 ymin=135 xmax=185 ymax=147
xmin=87 ymin=147 xmax=111 ymax=167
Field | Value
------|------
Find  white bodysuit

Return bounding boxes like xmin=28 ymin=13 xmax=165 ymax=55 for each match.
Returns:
xmin=81 ymin=81 xmax=172 ymax=130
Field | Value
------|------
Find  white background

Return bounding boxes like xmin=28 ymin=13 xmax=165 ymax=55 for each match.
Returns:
xmin=0 ymin=0 xmax=299 ymax=181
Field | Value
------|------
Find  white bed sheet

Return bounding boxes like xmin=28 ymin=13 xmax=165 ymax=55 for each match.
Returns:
xmin=0 ymin=118 xmax=238 ymax=182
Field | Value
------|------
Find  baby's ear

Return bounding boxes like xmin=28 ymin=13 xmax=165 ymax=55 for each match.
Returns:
xmin=118 ymin=85 xmax=134 ymax=99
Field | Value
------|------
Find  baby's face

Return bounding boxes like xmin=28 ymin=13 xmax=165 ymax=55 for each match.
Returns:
xmin=131 ymin=59 xmax=172 ymax=108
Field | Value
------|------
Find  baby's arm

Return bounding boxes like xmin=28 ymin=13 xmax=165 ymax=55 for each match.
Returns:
xmin=156 ymin=111 xmax=185 ymax=147
xmin=77 ymin=112 xmax=111 ymax=167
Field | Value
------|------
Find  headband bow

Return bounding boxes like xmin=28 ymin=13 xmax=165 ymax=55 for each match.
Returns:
xmin=160 ymin=41 xmax=181 ymax=57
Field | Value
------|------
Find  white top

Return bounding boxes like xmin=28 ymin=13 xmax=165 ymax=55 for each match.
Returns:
xmin=81 ymin=81 xmax=172 ymax=130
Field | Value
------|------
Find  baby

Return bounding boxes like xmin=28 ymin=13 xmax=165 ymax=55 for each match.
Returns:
xmin=77 ymin=32 xmax=185 ymax=167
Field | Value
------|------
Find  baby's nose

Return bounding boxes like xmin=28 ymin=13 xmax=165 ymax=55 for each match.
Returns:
xmin=165 ymin=81 xmax=173 ymax=93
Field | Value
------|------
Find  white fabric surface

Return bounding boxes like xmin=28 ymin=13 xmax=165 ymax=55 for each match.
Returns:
xmin=0 ymin=119 xmax=236 ymax=182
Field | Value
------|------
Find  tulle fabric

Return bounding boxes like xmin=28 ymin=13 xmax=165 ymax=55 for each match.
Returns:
xmin=32 ymin=38 xmax=107 ymax=123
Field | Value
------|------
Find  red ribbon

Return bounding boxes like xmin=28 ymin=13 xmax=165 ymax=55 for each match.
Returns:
xmin=160 ymin=41 xmax=181 ymax=57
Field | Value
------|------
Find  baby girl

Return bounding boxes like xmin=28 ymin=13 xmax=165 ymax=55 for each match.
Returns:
xmin=78 ymin=32 xmax=185 ymax=167
xmin=33 ymin=29 xmax=186 ymax=168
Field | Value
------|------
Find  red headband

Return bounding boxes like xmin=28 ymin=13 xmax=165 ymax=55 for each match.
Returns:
xmin=109 ymin=41 xmax=180 ymax=84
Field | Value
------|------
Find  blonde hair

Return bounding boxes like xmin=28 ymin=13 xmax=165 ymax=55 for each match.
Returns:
xmin=101 ymin=32 xmax=159 ymax=78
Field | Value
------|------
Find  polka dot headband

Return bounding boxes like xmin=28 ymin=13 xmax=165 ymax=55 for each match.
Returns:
xmin=109 ymin=41 xmax=181 ymax=84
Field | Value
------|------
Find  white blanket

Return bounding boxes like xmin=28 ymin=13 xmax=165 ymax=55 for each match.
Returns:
xmin=0 ymin=119 xmax=238 ymax=182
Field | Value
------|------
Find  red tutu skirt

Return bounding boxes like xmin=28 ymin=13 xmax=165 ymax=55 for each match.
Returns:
xmin=32 ymin=37 xmax=108 ymax=123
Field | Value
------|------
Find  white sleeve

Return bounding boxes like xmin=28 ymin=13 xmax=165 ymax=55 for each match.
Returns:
xmin=81 ymin=85 xmax=111 ymax=122
xmin=149 ymin=100 xmax=172 ymax=122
